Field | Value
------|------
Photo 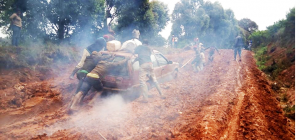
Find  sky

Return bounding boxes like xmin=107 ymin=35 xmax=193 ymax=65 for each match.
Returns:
xmin=158 ymin=0 xmax=296 ymax=39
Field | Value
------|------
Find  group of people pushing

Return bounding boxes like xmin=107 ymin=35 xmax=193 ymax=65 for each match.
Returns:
xmin=68 ymin=31 xmax=245 ymax=112
xmin=68 ymin=29 xmax=165 ymax=112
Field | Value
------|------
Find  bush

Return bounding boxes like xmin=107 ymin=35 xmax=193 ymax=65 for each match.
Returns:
xmin=249 ymin=31 xmax=269 ymax=48
xmin=254 ymin=46 xmax=268 ymax=70
xmin=0 ymin=42 xmax=79 ymax=70
xmin=284 ymin=105 xmax=295 ymax=120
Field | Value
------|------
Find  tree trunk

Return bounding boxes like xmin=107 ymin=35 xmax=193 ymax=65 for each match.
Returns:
xmin=58 ymin=21 xmax=65 ymax=41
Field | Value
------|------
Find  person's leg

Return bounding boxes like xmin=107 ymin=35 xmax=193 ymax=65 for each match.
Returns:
xmin=69 ymin=72 xmax=100 ymax=111
xmin=15 ymin=26 xmax=20 ymax=46
xmin=209 ymin=52 xmax=213 ymax=61
xmin=139 ymin=64 xmax=149 ymax=101
xmin=199 ymin=62 xmax=203 ymax=71
xmin=148 ymin=64 xmax=164 ymax=98
xmin=234 ymin=48 xmax=237 ymax=60
xmin=238 ymin=48 xmax=242 ymax=61
xmin=196 ymin=65 xmax=200 ymax=72
xmin=195 ymin=61 xmax=201 ymax=72
xmin=192 ymin=64 xmax=197 ymax=72
xmin=69 ymin=77 xmax=92 ymax=111
xmin=85 ymin=76 xmax=103 ymax=105
xmin=11 ymin=25 xmax=17 ymax=46
xmin=74 ymin=73 xmax=86 ymax=94
xmin=191 ymin=59 xmax=197 ymax=72
xmin=209 ymin=55 xmax=213 ymax=61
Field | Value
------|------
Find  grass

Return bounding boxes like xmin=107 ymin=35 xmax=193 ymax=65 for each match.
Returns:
xmin=254 ymin=46 xmax=268 ymax=70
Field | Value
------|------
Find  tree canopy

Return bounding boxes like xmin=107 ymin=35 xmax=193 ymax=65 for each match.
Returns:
xmin=249 ymin=8 xmax=295 ymax=48
xmin=112 ymin=0 xmax=169 ymax=44
xmin=0 ymin=0 xmax=170 ymax=46
xmin=238 ymin=18 xmax=258 ymax=33
xmin=171 ymin=0 xmax=239 ymax=48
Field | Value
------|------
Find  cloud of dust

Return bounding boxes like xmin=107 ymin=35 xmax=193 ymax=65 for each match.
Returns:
xmin=40 ymin=94 xmax=131 ymax=136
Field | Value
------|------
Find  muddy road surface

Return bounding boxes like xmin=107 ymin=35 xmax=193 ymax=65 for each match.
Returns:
xmin=0 ymin=49 xmax=295 ymax=139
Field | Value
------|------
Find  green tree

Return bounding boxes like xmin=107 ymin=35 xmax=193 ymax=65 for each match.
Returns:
xmin=250 ymin=7 xmax=295 ymax=48
xmin=238 ymin=18 xmax=258 ymax=33
xmin=1 ymin=0 xmax=169 ymax=46
xmin=1 ymin=0 xmax=106 ymax=43
xmin=283 ymin=8 xmax=295 ymax=39
xmin=113 ymin=0 xmax=169 ymax=46
xmin=0 ymin=0 xmax=49 ymax=42
xmin=46 ymin=0 xmax=106 ymax=42
xmin=0 ymin=0 xmax=27 ymax=27
xmin=171 ymin=0 xmax=238 ymax=48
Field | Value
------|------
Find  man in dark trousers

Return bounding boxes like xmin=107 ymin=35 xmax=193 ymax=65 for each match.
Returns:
xmin=69 ymin=54 xmax=129 ymax=112
xmin=9 ymin=8 xmax=22 ymax=47
xmin=233 ymin=35 xmax=245 ymax=61
xmin=134 ymin=45 xmax=165 ymax=103
xmin=191 ymin=47 xmax=205 ymax=72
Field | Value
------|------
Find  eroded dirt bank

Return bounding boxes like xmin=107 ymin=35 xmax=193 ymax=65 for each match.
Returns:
xmin=0 ymin=49 xmax=294 ymax=139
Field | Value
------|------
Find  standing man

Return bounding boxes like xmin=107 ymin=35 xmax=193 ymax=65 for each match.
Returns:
xmin=9 ymin=9 xmax=22 ymax=47
xmin=69 ymin=37 xmax=107 ymax=79
xmin=171 ymin=35 xmax=175 ymax=48
xmin=120 ymin=29 xmax=142 ymax=53
xmin=233 ymin=35 xmax=244 ymax=61
xmin=134 ymin=45 xmax=165 ymax=102
xmin=191 ymin=47 xmax=205 ymax=72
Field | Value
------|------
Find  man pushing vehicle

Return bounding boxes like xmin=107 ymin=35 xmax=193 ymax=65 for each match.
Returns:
xmin=69 ymin=53 xmax=129 ymax=112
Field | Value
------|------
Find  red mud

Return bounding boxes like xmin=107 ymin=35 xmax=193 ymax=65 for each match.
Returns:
xmin=0 ymin=49 xmax=295 ymax=140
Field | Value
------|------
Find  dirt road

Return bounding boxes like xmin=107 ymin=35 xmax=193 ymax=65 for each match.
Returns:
xmin=0 ymin=49 xmax=295 ymax=139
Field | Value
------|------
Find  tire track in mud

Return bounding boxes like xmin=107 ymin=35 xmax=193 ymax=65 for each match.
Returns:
xmin=236 ymin=51 xmax=295 ymax=140
xmin=221 ymin=56 xmax=245 ymax=140
xmin=162 ymin=50 xmax=242 ymax=139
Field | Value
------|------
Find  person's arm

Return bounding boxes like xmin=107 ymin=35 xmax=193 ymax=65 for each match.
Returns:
xmin=9 ymin=13 xmax=16 ymax=20
xmin=108 ymin=57 xmax=130 ymax=68
xmin=93 ymin=52 xmax=113 ymax=62
xmin=116 ymin=57 xmax=129 ymax=66
xmin=100 ymin=53 xmax=113 ymax=60
xmin=76 ymin=49 xmax=90 ymax=69
xmin=204 ymin=47 xmax=210 ymax=51
xmin=132 ymin=55 xmax=138 ymax=64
